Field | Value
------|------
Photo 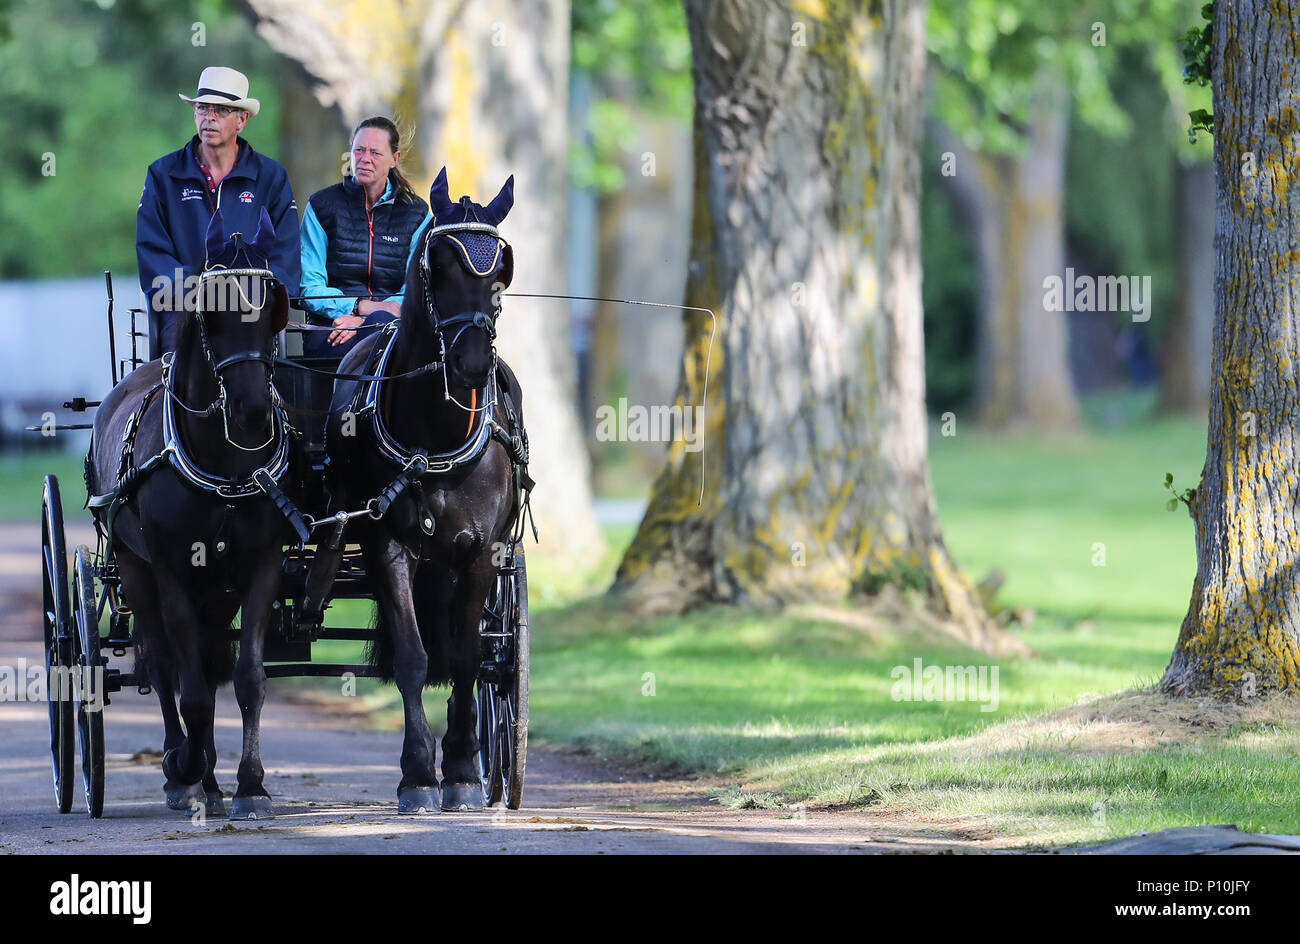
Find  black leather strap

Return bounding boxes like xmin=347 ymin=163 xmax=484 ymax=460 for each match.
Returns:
xmin=252 ymin=468 xmax=311 ymax=543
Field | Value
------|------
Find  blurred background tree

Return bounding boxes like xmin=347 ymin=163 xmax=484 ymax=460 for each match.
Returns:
xmin=570 ymin=0 xmax=694 ymax=493
xmin=0 ymin=0 xmax=282 ymax=279
xmin=923 ymin=0 xmax=1212 ymax=427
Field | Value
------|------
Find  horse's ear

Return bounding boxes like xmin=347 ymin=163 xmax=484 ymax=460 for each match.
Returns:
xmin=429 ymin=166 xmax=453 ymax=219
xmin=482 ymin=175 xmax=514 ymax=226
xmin=252 ymin=207 xmax=276 ymax=261
xmin=205 ymin=210 xmax=226 ymax=261
xmin=496 ymin=243 xmax=514 ymax=290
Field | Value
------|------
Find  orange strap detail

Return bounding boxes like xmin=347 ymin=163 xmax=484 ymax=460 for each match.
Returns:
xmin=466 ymin=388 xmax=476 ymax=437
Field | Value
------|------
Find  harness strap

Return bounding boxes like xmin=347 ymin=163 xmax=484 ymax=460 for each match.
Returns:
xmin=86 ymin=375 xmax=167 ymax=556
xmin=252 ymin=468 xmax=311 ymax=543
xmin=370 ymin=454 xmax=429 ymax=519
xmin=87 ymin=375 xmax=311 ymax=555
xmin=86 ymin=380 xmax=165 ymax=509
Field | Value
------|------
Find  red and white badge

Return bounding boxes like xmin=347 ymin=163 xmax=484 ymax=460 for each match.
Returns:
xmin=239 ymin=191 xmax=254 ymax=204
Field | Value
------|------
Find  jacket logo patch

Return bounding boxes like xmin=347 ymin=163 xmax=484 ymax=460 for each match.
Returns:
xmin=380 ymin=235 xmax=401 ymax=243
xmin=181 ymin=187 xmax=203 ymax=201
xmin=240 ymin=191 xmax=254 ymax=204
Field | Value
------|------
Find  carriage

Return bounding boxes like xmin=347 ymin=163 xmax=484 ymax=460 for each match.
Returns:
xmin=37 ymin=263 xmax=530 ymax=819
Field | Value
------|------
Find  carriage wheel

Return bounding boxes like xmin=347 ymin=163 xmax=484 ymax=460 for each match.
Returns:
xmin=72 ymin=546 xmax=105 ymax=818
xmin=504 ymin=551 xmax=529 ymax=810
xmin=476 ymin=671 xmax=502 ymax=806
xmin=41 ymin=476 xmax=74 ymax=814
xmin=477 ymin=549 xmax=529 ymax=809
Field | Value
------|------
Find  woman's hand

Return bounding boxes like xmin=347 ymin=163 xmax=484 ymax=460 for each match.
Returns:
xmin=329 ymin=313 xmax=365 ymax=346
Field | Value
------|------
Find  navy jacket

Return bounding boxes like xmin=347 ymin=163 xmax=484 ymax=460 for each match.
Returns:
xmin=136 ymin=135 xmax=301 ymax=351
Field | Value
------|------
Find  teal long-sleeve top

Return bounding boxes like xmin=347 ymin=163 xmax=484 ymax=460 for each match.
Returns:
xmin=298 ymin=177 xmax=432 ymax=321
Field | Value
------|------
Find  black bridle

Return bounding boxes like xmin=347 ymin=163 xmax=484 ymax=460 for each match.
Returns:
xmin=167 ymin=264 xmax=285 ymax=452
xmin=416 ymin=219 xmax=510 ymax=415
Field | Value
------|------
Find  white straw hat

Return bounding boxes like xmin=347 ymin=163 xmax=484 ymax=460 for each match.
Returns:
xmin=179 ymin=66 xmax=260 ymax=117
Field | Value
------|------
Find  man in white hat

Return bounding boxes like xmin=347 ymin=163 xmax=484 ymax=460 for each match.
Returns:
xmin=137 ymin=66 xmax=301 ymax=354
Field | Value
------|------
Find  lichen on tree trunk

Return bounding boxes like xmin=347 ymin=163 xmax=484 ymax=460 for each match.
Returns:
xmin=1163 ymin=0 xmax=1300 ymax=698
xmin=614 ymin=0 xmax=1005 ymax=650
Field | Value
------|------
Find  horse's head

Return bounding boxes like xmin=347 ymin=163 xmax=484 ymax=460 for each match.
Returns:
xmin=197 ymin=207 xmax=288 ymax=437
xmin=417 ymin=168 xmax=514 ymax=391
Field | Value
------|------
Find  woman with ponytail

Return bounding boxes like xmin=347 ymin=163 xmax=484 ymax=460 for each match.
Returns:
xmin=299 ymin=116 xmax=432 ymax=357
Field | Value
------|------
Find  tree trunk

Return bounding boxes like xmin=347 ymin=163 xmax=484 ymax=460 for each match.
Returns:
xmin=1163 ymin=0 xmax=1300 ymax=697
xmin=589 ymin=107 xmax=692 ymax=480
xmin=613 ymin=0 xmax=1006 ymax=651
xmin=242 ymin=0 xmax=606 ymax=559
xmin=964 ymin=69 xmax=1078 ymax=431
xmin=275 ymin=58 xmax=346 ymax=216
xmin=1156 ymin=159 xmax=1214 ymax=417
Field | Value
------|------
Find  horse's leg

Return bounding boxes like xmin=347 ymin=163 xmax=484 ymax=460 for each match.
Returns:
xmin=151 ymin=571 xmax=216 ymax=798
xmin=200 ymin=683 xmax=225 ymax=817
xmin=116 ymin=549 xmax=203 ymax=811
xmin=153 ymin=663 xmax=210 ymax=812
xmin=230 ymin=546 xmax=283 ymax=819
xmin=440 ymin=553 xmax=497 ymax=811
xmin=367 ymin=532 xmax=439 ymax=813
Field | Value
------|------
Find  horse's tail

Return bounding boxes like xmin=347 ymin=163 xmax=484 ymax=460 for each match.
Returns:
xmin=365 ymin=556 xmax=453 ymax=686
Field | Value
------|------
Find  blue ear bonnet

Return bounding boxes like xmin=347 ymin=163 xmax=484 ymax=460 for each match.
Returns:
xmin=425 ymin=169 xmax=515 ymax=279
xmin=441 ymin=231 xmax=504 ymax=277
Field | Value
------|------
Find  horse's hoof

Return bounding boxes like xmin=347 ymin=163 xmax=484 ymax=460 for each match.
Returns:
xmin=205 ymin=791 xmax=227 ymax=818
xmin=398 ymin=785 xmax=441 ymax=814
xmin=231 ymin=795 xmax=275 ymax=820
xmin=161 ymin=748 xmax=185 ymax=784
xmin=440 ymin=782 xmax=484 ymax=812
xmin=165 ymin=780 xmax=206 ymax=812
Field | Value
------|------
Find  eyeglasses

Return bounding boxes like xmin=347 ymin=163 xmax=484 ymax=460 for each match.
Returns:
xmin=194 ymin=104 xmax=240 ymax=118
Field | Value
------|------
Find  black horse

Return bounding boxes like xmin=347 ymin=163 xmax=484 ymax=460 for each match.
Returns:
xmin=325 ymin=168 xmax=527 ymax=812
xmin=88 ymin=208 xmax=301 ymax=818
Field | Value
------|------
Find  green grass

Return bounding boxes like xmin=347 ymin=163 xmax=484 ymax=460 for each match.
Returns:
xmin=511 ymin=409 xmax=1300 ymax=844
xmin=0 ymin=451 xmax=86 ymax=521
xmin=928 ymin=413 xmax=1205 ymax=626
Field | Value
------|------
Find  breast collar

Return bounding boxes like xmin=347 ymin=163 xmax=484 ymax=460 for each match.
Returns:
xmin=357 ymin=322 xmax=497 ymax=475
xmin=161 ymin=352 xmax=293 ymax=498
